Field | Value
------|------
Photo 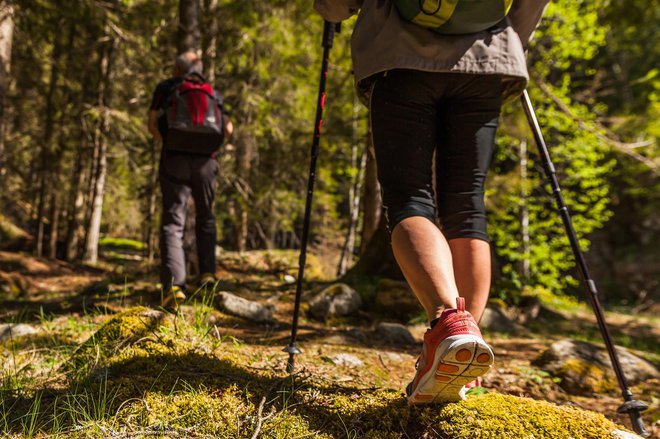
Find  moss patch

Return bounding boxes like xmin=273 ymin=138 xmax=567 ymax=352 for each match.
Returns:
xmin=64 ymin=307 xmax=167 ymax=375
xmin=1 ymin=306 xmax=637 ymax=438
xmin=435 ymin=393 xmax=621 ymax=438
xmin=558 ymin=358 xmax=619 ymax=395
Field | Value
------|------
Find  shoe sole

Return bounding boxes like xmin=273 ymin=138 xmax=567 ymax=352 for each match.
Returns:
xmin=407 ymin=334 xmax=494 ymax=405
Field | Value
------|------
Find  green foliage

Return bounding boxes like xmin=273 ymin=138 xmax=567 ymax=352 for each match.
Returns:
xmin=3 ymin=0 xmax=657 ymax=303
xmin=487 ymin=0 xmax=652 ymax=298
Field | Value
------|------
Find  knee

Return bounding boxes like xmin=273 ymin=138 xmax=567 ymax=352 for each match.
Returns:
xmin=437 ymin=191 xmax=489 ymax=242
xmin=383 ymin=189 xmax=436 ymax=232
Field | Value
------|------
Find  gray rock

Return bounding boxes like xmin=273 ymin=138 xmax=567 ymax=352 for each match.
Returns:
xmin=308 ymin=283 xmax=361 ymax=321
xmin=374 ymin=279 xmax=422 ymax=319
xmin=480 ymin=305 xmax=522 ymax=333
xmin=322 ymin=328 xmax=368 ymax=346
xmin=0 ymin=323 xmax=38 ymax=340
xmin=375 ymin=322 xmax=417 ymax=345
xmin=612 ymin=429 xmax=644 ymax=439
xmin=323 ymin=353 xmax=364 ymax=367
xmin=217 ymin=291 xmax=274 ymax=323
xmin=533 ymin=339 xmax=658 ymax=396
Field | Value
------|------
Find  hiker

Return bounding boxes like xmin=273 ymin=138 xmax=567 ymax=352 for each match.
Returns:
xmin=313 ymin=0 xmax=548 ymax=403
xmin=147 ymin=51 xmax=233 ymax=309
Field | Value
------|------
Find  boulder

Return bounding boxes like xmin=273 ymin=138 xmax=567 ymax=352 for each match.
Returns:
xmin=480 ymin=304 xmax=522 ymax=333
xmin=533 ymin=339 xmax=658 ymax=395
xmin=374 ymin=279 xmax=422 ymax=319
xmin=217 ymin=291 xmax=274 ymax=323
xmin=322 ymin=353 xmax=364 ymax=368
xmin=0 ymin=323 xmax=38 ymax=340
xmin=375 ymin=322 xmax=417 ymax=345
xmin=308 ymin=283 xmax=361 ymax=321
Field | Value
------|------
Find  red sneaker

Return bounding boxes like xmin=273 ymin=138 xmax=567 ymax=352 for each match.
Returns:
xmin=406 ymin=297 xmax=494 ymax=405
xmin=463 ymin=377 xmax=483 ymax=389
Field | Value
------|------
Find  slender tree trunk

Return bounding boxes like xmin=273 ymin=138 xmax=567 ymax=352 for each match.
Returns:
xmin=35 ymin=17 xmax=65 ymax=256
xmin=520 ymin=139 xmax=530 ymax=280
xmin=65 ymin=151 xmax=85 ymax=260
xmin=234 ymin=107 xmax=254 ymax=252
xmin=83 ymin=25 xmax=117 ymax=264
xmin=177 ymin=0 xmax=202 ymax=274
xmin=82 ymin=120 xmax=100 ymax=251
xmin=145 ymin=139 xmax=159 ymax=262
xmin=0 ymin=2 xmax=13 ymax=183
xmin=360 ymin=128 xmax=381 ymax=254
xmin=47 ymin=191 xmax=59 ymax=258
xmin=201 ymin=0 xmax=217 ymax=83
xmin=178 ymin=0 xmax=200 ymax=54
xmin=338 ymin=98 xmax=366 ymax=276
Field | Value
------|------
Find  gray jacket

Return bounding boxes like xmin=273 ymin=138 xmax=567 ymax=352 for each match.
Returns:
xmin=313 ymin=0 xmax=549 ymax=101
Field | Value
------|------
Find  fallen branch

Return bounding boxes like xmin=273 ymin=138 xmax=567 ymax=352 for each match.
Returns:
xmin=250 ymin=395 xmax=268 ymax=439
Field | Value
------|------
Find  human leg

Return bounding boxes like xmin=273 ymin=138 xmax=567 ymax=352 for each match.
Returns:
xmin=191 ymin=156 xmax=218 ymax=277
xmin=436 ymin=74 xmax=503 ymax=323
xmin=449 ymin=238 xmax=491 ymax=322
xmin=159 ymin=154 xmax=192 ymax=291
xmin=392 ymin=217 xmax=459 ymax=320
xmin=370 ymin=71 xmax=498 ymax=404
xmin=370 ymin=70 xmax=459 ymax=323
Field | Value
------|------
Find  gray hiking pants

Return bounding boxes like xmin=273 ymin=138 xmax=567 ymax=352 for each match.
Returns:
xmin=159 ymin=152 xmax=218 ymax=290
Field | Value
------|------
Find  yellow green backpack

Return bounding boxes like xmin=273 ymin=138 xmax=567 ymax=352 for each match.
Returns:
xmin=393 ymin=0 xmax=514 ymax=34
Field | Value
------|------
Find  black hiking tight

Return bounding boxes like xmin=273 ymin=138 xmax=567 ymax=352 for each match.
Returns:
xmin=369 ymin=70 xmax=503 ymax=242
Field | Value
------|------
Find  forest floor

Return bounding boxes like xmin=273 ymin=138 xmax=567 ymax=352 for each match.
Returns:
xmin=0 ymin=247 xmax=658 ymax=438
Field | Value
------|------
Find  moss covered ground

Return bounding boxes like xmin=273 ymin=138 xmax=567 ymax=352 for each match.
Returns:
xmin=0 ymin=250 xmax=657 ymax=438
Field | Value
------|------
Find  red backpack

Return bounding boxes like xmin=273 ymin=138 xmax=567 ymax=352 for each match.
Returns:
xmin=164 ymin=72 xmax=224 ymax=155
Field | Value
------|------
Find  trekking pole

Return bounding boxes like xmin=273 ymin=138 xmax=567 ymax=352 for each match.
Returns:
xmin=520 ymin=89 xmax=649 ymax=437
xmin=284 ymin=20 xmax=340 ymax=374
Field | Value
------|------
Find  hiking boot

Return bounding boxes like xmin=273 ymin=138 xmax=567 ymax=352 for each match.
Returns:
xmin=199 ymin=272 xmax=217 ymax=288
xmin=406 ymin=297 xmax=494 ymax=405
xmin=161 ymin=285 xmax=186 ymax=311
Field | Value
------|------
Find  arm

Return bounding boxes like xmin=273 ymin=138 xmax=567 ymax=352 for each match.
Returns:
xmin=314 ymin=0 xmax=362 ymax=22
xmin=223 ymin=115 xmax=234 ymax=138
xmin=148 ymin=109 xmax=161 ymax=142
xmin=508 ymin=0 xmax=551 ymax=48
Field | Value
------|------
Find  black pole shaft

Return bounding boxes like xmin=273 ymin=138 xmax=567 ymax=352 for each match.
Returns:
xmin=520 ymin=89 xmax=648 ymax=437
xmin=284 ymin=21 xmax=337 ymax=374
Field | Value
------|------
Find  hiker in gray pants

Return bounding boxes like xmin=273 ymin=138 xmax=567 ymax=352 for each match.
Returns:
xmin=148 ymin=51 xmax=233 ymax=306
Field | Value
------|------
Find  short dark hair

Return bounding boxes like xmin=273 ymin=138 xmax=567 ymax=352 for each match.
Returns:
xmin=175 ymin=51 xmax=203 ymax=75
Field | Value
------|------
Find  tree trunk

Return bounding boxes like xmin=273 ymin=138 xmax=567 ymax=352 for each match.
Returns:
xmin=201 ymin=0 xmax=218 ymax=83
xmin=144 ymin=139 xmax=159 ymax=262
xmin=177 ymin=0 xmax=202 ymax=274
xmin=338 ymin=98 xmax=367 ymax=276
xmin=178 ymin=0 xmax=200 ymax=54
xmin=520 ymin=139 xmax=530 ymax=281
xmin=348 ymin=123 xmax=401 ymax=279
xmin=0 ymin=2 xmax=13 ymax=183
xmin=47 ymin=191 xmax=59 ymax=259
xmin=234 ymin=109 xmax=255 ymax=252
xmin=348 ymin=214 xmax=402 ymax=279
xmin=35 ymin=17 xmax=65 ymax=257
xmin=359 ymin=128 xmax=381 ymax=254
xmin=65 ymin=112 xmax=91 ymax=261
xmin=83 ymin=24 xmax=117 ymax=264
